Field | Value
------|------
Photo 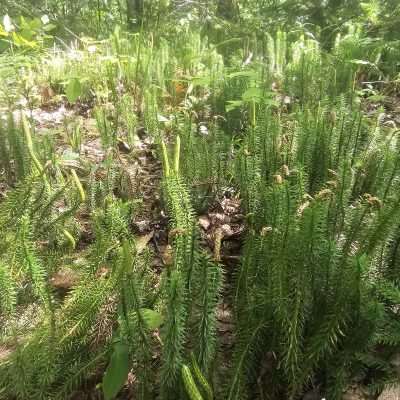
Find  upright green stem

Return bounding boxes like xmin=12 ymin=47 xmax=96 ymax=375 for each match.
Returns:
xmin=174 ymin=135 xmax=181 ymax=174
xmin=22 ymin=114 xmax=50 ymax=191
xmin=161 ymin=140 xmax=170 ymax=177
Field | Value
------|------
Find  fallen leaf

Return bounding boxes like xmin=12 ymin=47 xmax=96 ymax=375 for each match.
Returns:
xmin=117 ymin=139 xmax=131 ymax=153
xmin=50 ymin=267 xmax=80 ymax=291
xmin=133 ymin=220 xmax=151 ymax=233
xmin=221 ymin=224 xmax=234 ymax=237
xmin=95 ymin=266 xmax=110 ymax=279
xmin=198 ymin=215 xmax=210 ymax=230
xmin=160 ymin=245 xmax=173 ymax=265
xmin=135 ymin=231 xmax=154 ymax=254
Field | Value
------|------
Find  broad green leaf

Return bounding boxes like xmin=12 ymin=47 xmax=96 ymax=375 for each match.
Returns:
xmin=60 ymin=150 xmax=80 ymax=161
xmin=19 ymin=29 xmax=34 ymax=41
xmin=242 ymin=87 xmax=262 ymax=102
xmin=226 ymin=100 xmax=243 ymax=112
xmin=29 ymin=18 xmax=42 ymax=31
xmin=157 ymin=114 xmax=169 ymax=123
xmin=191 ymin=75 xmax=211 ymax=87
xmin=102 ymin=342 xmax=130 ymax=400
xmin=19 ymin=16 xmax=29 ymax=29
xmin=12 ymin=32 xmax=37 ymax=48
xmin=0 ymin=24 xmax=8 ymax=37
xmin=264 ymin=98 xmax=279 ymax=107
xmin=356 ymin=253 xmax=369 ymax=273
xmin=0 ymin=39 xmax=9 ymax=51
xmin=140 ymin=308 xmax=164 ymax=330
xmin=66 ymin=78 xmax=82 ymax=103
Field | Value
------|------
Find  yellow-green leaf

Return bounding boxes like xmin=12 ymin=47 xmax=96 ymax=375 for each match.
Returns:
xmin=140 ymin=308 xmax=164 ymax=330
xmin=66 ymin=78 xmax=82 ymax=103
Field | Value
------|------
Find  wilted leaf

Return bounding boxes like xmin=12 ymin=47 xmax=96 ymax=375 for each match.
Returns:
xmin=117 ymin=139 xmax=131 ymax=153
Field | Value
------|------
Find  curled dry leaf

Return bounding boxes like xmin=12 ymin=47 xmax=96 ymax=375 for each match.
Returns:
xmin=221 ymin=224 xmax=234 ymax=237
xmin=198 ymin=215 xmax=211 ymax=230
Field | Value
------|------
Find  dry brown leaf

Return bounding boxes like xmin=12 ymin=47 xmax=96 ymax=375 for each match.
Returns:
xmin=214 ymin=227 xmax=223 ymax=262
xmin=160 ymin=244 xmax=173 ymax=266
xmin=50 ymin=267 xmax=80 ymax=291
xmin=135 ymin=231 xmax=154 ymax=254
xmin=199 ymin=215 xmax=211 ymax=230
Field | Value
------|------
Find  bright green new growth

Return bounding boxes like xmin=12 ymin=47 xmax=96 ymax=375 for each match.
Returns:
xmin=182 ymin=364 xmax=204 ymax=400
xmin=191 ymin=353 xmax=214 ymax=400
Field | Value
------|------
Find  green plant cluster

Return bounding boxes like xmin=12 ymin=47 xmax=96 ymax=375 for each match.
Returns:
xmin=0 ymin=11 xmax=399 ymax=400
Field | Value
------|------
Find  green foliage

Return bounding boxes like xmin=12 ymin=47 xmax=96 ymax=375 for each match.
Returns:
xmin=0 ymin=14 xmax=54 ymax=54
xmin=228 ymin=86 xmax=400 ymax=398
xmin=65 ymin=77 xmax=82 ymax=103
xmin=1 ymin=5 xmax=400 ymax=400
xmin=182 ymin=364 xmax=204 ymax=400
xmin=102 ymin=341 xmax=130 ymax=400
xmin=0 ymin=262 xmax=16 ymax=315
xmin=0 ymin=114 xmax=30 ymax=183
